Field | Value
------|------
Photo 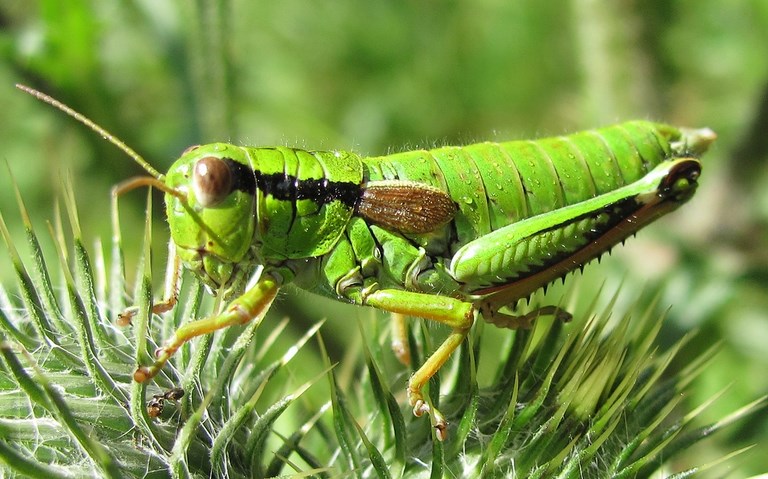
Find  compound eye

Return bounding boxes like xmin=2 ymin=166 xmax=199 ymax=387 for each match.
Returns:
xmin=182 ymin=144 xmax=201 ymax=155
xmin=192 ymin=156 xmax=233 ymax=207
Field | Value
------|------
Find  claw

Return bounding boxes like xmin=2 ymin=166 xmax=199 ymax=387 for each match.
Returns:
xmin=133 ymin=366 xmax=152 ymax=383
xmin=409 ymin=391 xmax=450 ymax=441
xmin=133 ymin=342 xmax=178 ymax=383
xmin=432 ymin=409 xmax=448 ymax=441
xmin=117 ymin=298 xmax=176 ymax=328
xmin=412 ymin=399 xmax=429 ymax=417
xmin=116 ymin=307 xmax=138 ymax=327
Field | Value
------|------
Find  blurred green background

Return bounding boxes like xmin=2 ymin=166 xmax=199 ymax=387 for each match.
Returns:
xmin=1 ymin=0 xmax=767 ymax=475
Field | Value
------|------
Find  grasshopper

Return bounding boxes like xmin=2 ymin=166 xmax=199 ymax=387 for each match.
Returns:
xmin=18 ymin=84 xmax=715 ymax=440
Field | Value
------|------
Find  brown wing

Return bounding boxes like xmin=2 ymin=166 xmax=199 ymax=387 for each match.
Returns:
xmin=356 ymin=180 xmax=456 ymax=234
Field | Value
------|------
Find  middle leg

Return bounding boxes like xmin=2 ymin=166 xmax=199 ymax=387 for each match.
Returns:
xmin=352 ymin=288 xmax=475 ymax=440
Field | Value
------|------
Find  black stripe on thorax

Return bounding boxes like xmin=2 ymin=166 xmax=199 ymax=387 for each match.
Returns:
xmin=224 ymin=158 xmax=361 ymax=207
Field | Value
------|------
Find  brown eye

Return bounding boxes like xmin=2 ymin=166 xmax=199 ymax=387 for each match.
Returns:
xmin=182 ymin=144 xmax=200 ymax=155
xmin=193 ymin=156 xmax=233 ymax=207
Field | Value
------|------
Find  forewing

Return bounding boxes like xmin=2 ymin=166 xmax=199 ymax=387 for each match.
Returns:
xmin=357 ymin=180 xmax=456 ymax=234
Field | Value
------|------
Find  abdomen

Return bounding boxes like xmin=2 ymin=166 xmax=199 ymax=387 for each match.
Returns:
xmin=362 ymin=121 xmax=678 ymax=256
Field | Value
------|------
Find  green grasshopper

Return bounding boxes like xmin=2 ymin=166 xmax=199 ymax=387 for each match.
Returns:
xmin=18 ymin=84 xmax=715 ymax=440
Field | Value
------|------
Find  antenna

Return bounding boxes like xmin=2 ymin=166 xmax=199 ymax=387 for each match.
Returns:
xmin=16 ymin=84 xmax=163 ymax=179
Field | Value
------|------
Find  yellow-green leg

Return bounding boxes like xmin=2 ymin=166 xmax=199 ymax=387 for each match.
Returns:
xmin=479 ymin=303 xmax=572 ymax=329
xmin=117 ymin=241 xmax=182 ymax=327
xmin=390 ymin=312 xmax=411 ymax=366
xmin=362 ymin=289 xmax=474 ymax=440
xmin=133 ymin=274 xmax=280 ymax=382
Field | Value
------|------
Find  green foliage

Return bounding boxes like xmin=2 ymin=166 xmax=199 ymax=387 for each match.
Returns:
xmin=1 ymin=0 xmax=767 ymax=476
xmin=0 ymin=178 xmax=763 ymax=477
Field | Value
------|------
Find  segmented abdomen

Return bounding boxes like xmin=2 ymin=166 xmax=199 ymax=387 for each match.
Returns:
xmin=363 ymin=120 xmax=680 ymax=253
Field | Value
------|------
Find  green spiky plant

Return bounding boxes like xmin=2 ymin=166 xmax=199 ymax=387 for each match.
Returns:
xmin=0 ymin=171 xmax=764 ymax=478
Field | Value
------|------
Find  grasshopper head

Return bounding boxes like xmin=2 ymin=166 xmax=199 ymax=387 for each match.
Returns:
xmin=13 ymin=85 xmax=259 ymax=292
xmin=164 ymin=143 xmax=257 ymax=291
